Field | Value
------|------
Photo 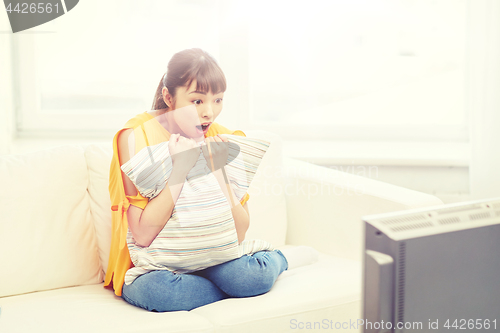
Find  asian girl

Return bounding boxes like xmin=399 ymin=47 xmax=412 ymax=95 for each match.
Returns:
xmin=106 ymin=48 xmax=290 ymax=312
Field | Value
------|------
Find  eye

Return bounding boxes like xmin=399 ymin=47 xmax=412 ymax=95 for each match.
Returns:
xmin=193 ymin=99 xmax=202 ymax=105
xmin=215 ymin=98 xmax=223 ymax=104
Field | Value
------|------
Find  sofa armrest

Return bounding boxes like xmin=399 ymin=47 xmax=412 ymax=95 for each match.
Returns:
xmin=283 ymin=157 xmax=444 ymax=261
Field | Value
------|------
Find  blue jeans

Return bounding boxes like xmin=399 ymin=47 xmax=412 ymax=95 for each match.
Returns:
xmin=121 ymin=250 xmax=288 ymax=312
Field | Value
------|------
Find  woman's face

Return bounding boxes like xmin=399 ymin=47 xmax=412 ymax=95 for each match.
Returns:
xmin=163 ymin=80 xmax=224 ymax=142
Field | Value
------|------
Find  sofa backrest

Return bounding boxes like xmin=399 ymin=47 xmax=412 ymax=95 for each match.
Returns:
xmin=0 ymin=146 xmax=103 ymax=298
xmin=85 ymin=130 xmax=287 ymax=275
xmin=243 ymin=130 xmax=287 ymax=245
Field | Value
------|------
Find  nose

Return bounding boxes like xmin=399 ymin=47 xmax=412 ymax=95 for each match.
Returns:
xmin=200 ymin=102 xmax=214 ymax=120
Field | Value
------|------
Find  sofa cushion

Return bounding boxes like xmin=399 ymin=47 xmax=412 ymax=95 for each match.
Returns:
xmin=0 ymin=146 xmax=103 ymax=298
xmin=0 ymin=248 xmax=361 ymax=333
xmin=84 ymin=130 xmax=288 ymax=275
xmin=0 ymin=284 xmax=214 ymax=333
xmin=241 ymin=130 xmax=287 ymax=247
xmin=192 ymin=248 xmax=362 ymax=333
xmin=84 ymin=143 xmax=114 ymax=275
xmin=121 ymin=134 xmax=274 ymax=282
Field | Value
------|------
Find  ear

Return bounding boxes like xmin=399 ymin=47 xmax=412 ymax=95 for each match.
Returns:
xmin=162 ymin=87 xmax=174 ymax=108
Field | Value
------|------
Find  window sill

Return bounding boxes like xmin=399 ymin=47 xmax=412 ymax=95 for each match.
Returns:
xmin=9 ymin=137 xmax=110 ymax=155
xmin=7 ymin=138 xmax=470 ymax=168
xmin=282 ymin=140 xmax=470 ymax=167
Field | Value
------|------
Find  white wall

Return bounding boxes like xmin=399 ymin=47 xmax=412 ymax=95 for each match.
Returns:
xmin=0 ymin=12 xmax=14 ymax=155
xmin=468 ymin=0 xmax=500 ymax=200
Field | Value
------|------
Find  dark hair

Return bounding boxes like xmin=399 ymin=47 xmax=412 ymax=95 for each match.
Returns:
xmin=151 ymin=48 xmax=227 ymax=110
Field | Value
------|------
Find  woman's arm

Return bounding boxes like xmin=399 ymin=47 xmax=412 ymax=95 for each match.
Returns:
xmin=202 ymin=134 xmax=250 ymax=243
xmin=212 ymin=167 xmax=250 ymax=243
xmin=117 ymin=129 xmax=190 ymax=247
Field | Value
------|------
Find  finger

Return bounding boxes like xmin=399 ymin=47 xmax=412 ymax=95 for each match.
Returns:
xmin=205 ymin=137 xmax=214 ymax=148
xmin=217 ymin=136 xmax=227 ymax=149
xmin=217 ymin=134 xmax=228 ymax=142
xmin=200 ymin=141 xmax=209 ymax=156
xmin=212 ymin=137 xmax=223 ymax=150
xmin=201 ymin=143 xmax=212 ymax=170
xmin=190 ymin=139 xmax=199 ymax=148
xmin=204 ymin=141 xmax=215 ymax=171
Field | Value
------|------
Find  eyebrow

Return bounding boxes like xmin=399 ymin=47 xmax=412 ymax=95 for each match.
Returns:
xmin=189 ymin=90 xmax=207 ymax=95
xmin=188 ymin=90 xmax=224 ymax=95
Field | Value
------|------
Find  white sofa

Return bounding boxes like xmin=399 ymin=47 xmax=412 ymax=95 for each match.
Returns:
xmin=0 ymin=131 xmax=444 ymax=333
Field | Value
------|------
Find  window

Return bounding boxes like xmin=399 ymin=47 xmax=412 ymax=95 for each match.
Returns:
xmin=13 ymin=0 xmax=222 ymax=138
xmin=11 ymin=0 xmax=467 ymax=144
xmin=243 ymin=0 xmax=467 ymax=141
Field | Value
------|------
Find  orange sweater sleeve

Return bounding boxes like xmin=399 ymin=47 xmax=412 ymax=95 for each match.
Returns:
xmin=126 ymin=192 xmax=148 ymax=210
xmin=104 ymin=114 xmax=151 ymax=297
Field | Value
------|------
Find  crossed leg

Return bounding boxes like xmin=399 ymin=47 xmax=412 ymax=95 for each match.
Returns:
xmin=193 ymin=249 xmax=288 ymax=297
xmin=121 ymin=250 xmax=288 ymax=312
xmin=122 ymin=269 xmax=228 ymax=312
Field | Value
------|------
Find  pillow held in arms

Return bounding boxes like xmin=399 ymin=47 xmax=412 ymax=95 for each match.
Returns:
xmin=120 ymin=134 xmax=274 ymax=285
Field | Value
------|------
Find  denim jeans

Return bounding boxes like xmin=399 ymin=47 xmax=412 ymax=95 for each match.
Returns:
xmin=121 ymin=250 xmax=288 ymax=312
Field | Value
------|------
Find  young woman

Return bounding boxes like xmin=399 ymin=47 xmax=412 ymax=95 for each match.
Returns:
xmin=104 ymin=48 xmax=289 ymax=312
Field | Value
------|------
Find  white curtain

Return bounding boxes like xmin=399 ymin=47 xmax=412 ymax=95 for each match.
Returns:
xmin=468 ymin=0 xmax=500 ymax=199
xmin=0 ymin=18 xmax=14 ymax=155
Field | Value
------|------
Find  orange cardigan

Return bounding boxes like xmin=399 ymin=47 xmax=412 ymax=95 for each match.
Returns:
xmin=104 ymin=112 xmax=249 ymax=296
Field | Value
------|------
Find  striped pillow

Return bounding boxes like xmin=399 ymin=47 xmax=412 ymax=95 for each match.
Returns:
xmin=120 ymin=134 xmax=274 ymax=285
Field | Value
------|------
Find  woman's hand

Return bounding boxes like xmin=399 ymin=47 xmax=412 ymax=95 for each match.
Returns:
xmin=202 ymin=135 xmax=229 ymax=172
xmin=168 ymin=133 xmax=200 ymax=174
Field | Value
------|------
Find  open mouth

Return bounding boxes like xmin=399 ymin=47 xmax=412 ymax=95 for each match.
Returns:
xmin=195 ymin=123 xmax=211 ymax=132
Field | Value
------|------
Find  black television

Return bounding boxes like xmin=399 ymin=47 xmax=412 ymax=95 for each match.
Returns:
xmin=361 ymin=197 xmax=500 ymax=332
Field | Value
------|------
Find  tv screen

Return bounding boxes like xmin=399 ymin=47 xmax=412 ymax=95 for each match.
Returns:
xmin=362 ymin=197 xmax=500 ymax=332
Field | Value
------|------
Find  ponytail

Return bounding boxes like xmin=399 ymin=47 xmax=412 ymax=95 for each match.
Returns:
xmin=151 ymin=75 xmax=168 ymax=110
